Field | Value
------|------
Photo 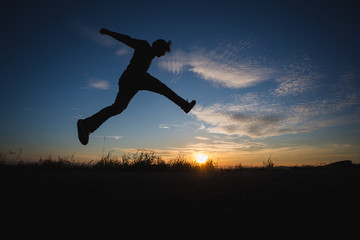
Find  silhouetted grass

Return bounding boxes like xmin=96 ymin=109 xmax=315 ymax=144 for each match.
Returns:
xmin=93 ymin=151 xmax=168 ymax=170
xmin=93 ymin=151 xmax=123 ymax=169
xmin=263 ymin=155 xmax=275 ymax=168
xmin=168 ymin=155 xmax=199 ymax=170
xmin=0 ymin=150 xmax=358 ymax=171
xmin=0 ymin=152 xmax=7 ymax=167
xmin=38 ymin=154 xmax=76 ymax=169
xmin=1 ymin=151 xmax=217 ymax=171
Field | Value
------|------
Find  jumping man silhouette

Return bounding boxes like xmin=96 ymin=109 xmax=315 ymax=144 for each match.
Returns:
xmin=77 ymin=28 xmax=196 ymax=145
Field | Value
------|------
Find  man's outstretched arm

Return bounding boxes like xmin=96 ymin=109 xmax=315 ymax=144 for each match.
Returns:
xmin=99 ymin=28 xmax=137 ymax=48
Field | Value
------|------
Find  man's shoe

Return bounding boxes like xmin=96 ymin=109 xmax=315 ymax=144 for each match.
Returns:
xmin=182 ymin=100 xmax=196 ymax=114
xmin=77 ymin=119 xmax=89 ymax=145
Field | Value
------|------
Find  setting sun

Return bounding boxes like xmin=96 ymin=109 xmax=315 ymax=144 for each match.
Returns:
xmin=194 ymin=153 xmax=208 ymax=164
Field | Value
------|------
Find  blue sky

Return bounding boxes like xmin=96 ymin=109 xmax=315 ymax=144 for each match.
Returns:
xmin=1 ymin=0 xmax=359 ymax=165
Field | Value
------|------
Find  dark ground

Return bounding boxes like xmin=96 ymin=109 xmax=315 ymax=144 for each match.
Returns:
xmin=1 ymin=165 xmax=360 ymax=229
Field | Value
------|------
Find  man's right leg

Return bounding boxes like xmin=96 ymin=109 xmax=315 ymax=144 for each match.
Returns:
xmin=85 ymin=89 xmax=137 ymax=132
xmin=77 ymin=88 xmax=137 ymax=145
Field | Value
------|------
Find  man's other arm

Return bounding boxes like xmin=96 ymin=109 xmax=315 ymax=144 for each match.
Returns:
xmin=99 ymin=28 xmax=138 ymax=49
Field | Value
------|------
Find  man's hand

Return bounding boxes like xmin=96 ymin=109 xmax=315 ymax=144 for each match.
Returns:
xmin=99 ymin=28 xmax=109 ymax=35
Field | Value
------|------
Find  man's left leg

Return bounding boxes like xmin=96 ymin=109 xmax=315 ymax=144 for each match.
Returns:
xmin=141 ymin=74 xmax=196 ymax=113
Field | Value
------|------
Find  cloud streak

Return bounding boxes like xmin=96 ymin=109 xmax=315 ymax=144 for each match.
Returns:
xmin=273 ymin=56 xmax=323 ymax=96
xmin=95 ymin=135 xmax=123 ymax=140
xmin=87 ymin=77 xmax=110 ymax=90
xmin=158 ymin=42 xmax=273 ymax=88
xmin=191 ymin=86 xmax=359 ymax=138
xmin=159 ymin=42 xmax=327 ymax=100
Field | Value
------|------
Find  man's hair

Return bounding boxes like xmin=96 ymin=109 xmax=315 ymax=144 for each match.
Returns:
xmin=152 ymin=39 xmax=172 ymax=52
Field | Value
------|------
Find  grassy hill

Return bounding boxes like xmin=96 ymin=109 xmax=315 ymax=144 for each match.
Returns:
xmin=1 ymin=151 xmax=359 ymax=228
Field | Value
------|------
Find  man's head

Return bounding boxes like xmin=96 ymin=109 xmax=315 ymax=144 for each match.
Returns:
xmin=152 ymin=39 xmax=172 ymax=57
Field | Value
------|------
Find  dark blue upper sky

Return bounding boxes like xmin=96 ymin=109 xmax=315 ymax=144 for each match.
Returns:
xmin=1 ymin=0 xmax=359 ymax=165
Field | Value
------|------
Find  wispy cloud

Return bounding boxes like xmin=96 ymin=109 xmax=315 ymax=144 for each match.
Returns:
xmin=96 ymin=135 xmax=123 ymax=140
xmin=158 ymin=122 xmax=204 ymax=131
xmin=273 ymin=56 xmax=323 ymax=96
xmin=87 ymin=77 xmax=110 ymax=90
xmin=159 ymin=42 xmax=358 ymax=138
xmin=115 ymin=46 xmax=132 ymax=56
xmin=158 ymin=124 xmax=170 ymax=129
xmin=191 ymin=103 xmax=286 ymax=138
xmin=159 ymin=42 xmax=326 ymax=99
xmin=158 ymin=41 xmax=273 ymax=88
xmin=191 ymin=85 xmax=360 ymax=139
xmin=335 ymin=67 xmax=360 ymax=102
xmin=107 ymin=136 xmax=123 ymax=140
xmin=194 ymin=136 xmax=209 ymax=141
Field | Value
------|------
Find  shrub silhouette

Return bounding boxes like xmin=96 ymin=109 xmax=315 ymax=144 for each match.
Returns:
xmin=93 ymin=151 xmax=123 ymax=169
xmin=169 ymin=155 xmax=199 ymax=170
xmin=91 ymin=151 xmax=209 ymax=171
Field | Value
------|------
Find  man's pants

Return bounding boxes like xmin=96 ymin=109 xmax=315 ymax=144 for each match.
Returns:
xmin=84 ymin=70 xmax=188 ymax=133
